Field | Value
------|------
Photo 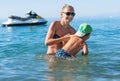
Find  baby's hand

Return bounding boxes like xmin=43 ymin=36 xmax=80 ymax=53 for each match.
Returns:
xmin=64 ymin=34 xmax=70 ymax=37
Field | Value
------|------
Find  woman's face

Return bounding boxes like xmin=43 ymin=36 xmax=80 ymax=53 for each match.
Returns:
xmin=61 ymin=7 xmax=75 ymax=23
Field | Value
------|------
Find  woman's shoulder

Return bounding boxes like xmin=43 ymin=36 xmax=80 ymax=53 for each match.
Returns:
xmin=51 ymin=21 xmax=60 ymax=24
xmin=49 ymin=21 xmax=60 ymax=30
xmin=50 ymin=21 xmax=61 ymax=28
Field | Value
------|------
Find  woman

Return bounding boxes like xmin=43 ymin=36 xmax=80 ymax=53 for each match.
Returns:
xmin=45 ymin=4 xmax=76 ymax=55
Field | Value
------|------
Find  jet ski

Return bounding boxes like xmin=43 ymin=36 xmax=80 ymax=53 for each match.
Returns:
xmin=2 ymin=11 xmax=47 ymax=26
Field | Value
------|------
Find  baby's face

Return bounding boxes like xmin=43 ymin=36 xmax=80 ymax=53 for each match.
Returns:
xmin=83 ymin=33 xmax=90 ymax=40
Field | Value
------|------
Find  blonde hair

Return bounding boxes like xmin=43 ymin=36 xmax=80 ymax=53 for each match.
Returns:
xmin=62 ymin=4 xmax=74 ymax=12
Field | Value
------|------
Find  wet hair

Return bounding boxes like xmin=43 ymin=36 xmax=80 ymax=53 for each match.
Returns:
xmin=62 ymin=4 xmax=74 ymax=12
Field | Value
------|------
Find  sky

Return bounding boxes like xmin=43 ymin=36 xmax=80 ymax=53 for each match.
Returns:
xmin=0 ymin=0 xmax=120 ymax=19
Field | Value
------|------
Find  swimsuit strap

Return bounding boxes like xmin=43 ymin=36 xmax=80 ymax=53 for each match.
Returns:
xmin=53 ymin=34 xmax=60 ymax=39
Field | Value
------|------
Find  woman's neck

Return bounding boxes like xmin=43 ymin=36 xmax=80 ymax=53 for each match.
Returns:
xmin=60 ymin=20 xmax=70 ymax=28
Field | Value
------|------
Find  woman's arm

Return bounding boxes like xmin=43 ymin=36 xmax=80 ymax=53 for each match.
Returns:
xmin=45 ymin=21 xmax=70 ymax=46
xmin=45 ymin=21 xmax=57 ymax=45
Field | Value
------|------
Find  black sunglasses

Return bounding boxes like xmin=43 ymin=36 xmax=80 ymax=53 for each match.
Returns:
xmin=63 ymin=12 xmax=75 ymax=16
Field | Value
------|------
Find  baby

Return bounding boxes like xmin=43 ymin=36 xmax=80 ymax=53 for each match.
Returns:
xmin=55 ymin=23 xmax=93 ymax=58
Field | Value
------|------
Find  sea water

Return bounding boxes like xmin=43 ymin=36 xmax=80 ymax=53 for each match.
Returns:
xmin=0 ymin=17 xmax=120 ymax=81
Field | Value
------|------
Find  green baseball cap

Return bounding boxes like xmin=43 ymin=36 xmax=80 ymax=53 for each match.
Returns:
xmin=79 ymin=23 xmax=92 ymax=34
xmin=75 ymin=23 xmax=92 ymax=37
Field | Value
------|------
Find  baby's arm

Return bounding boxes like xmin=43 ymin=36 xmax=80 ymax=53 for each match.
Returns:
xmin=82 ymin=42 xmax=89 ymax=56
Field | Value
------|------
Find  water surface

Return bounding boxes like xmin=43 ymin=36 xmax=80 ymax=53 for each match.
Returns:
xmin=0 ymin=17 xmax=120 ymax=81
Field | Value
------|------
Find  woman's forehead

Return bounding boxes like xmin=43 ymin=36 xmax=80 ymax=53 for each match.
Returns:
xmin=63 ymin=7 xmax=74 ymax=12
